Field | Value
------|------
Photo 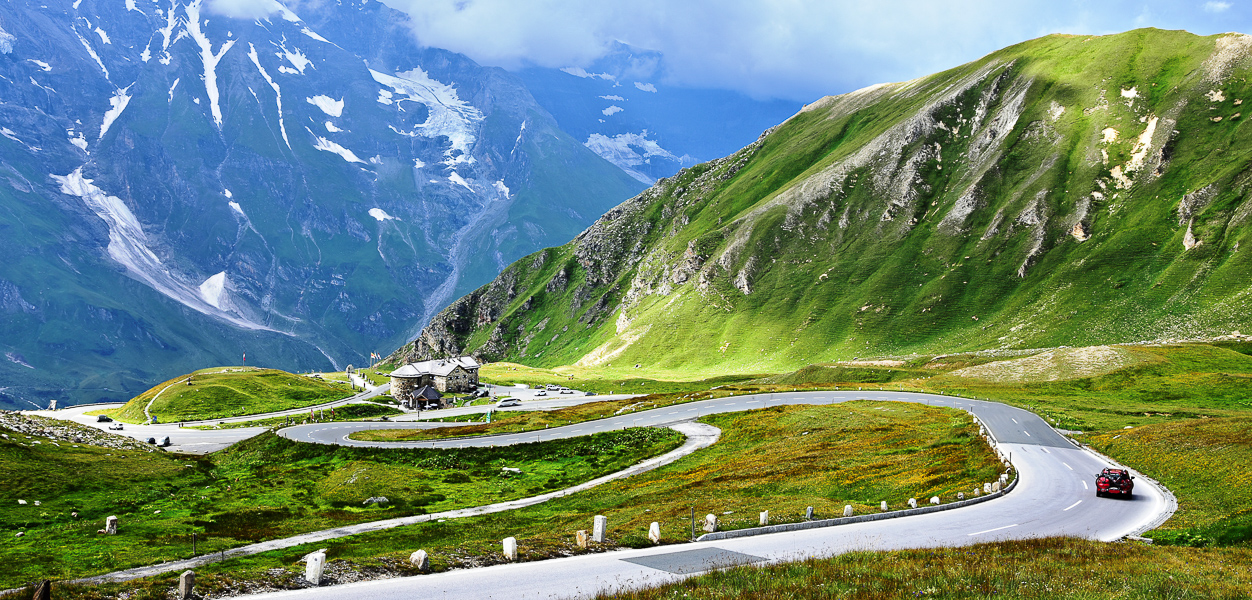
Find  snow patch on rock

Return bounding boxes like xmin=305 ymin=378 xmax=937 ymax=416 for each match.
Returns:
xmin=185 ymin=0 xmax=237 ymax=127
xmin=306 ymin=95 xmax=343 ymax=117
xmin=0 ymin=26 xmax=15 ymax=54
xmin=199 ymin=272 xmax=227 ymax=309
xmin=247 ymin=43 xmax=290 ymax=149
xmin=28 ymin=60 xmax=52 ymax=72
xmin=99 ymin=86 xmax=132 ymax=140
xmin=307 ymin=128 xmax=363 ymax=163
xmin=368 ymin=208 xmax=397 ymax=222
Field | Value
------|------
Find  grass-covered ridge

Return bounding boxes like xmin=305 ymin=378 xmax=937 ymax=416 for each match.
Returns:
xmin=394 ymin=29 xmax=1252 ymax=384
xmin=109 ymin=367 xmax=354 ymax=423
xmin=16 ymin=401 xmax=1000 ymax=598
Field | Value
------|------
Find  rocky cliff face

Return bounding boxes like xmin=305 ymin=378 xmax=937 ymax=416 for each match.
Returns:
xmin=0 ymin=0 xmax=642 ymax=408
xmin=394 ymin=30 xmax=1252 ymax=377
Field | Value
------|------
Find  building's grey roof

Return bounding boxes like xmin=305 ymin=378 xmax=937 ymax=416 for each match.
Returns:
xmin=413 ymin=385 xmax=442 ymax=400
xmin=390 ymin=356 xmax=480 ymax=378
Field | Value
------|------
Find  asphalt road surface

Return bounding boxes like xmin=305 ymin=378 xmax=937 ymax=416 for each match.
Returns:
xmin=252 ymin=390 xmax=1170 ymax=600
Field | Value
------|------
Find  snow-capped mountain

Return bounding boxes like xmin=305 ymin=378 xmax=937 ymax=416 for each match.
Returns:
xmin=516 ymin=43 xmax=801 ymax=184
xmin=0 ymin=0 xmax=642 ymax=408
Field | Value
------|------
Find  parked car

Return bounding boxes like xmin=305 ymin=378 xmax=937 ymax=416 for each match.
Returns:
xmin=559 ymin=388 xmax=575 ymax=394
xmin=534 ymin=390 xmax=547 ymax=396
xmin=497 ymin=399 xmax=522 ymax=408
xmin=96 ymin=415 xmax=113 ymax=423
xmin=585 ymin=392 xmax=598 ymax=396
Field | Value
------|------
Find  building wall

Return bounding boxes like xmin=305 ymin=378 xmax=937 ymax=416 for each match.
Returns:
xmin=391 ymin=374 xmax=434 ymax=406
xmin=434 ymin=367 xmax=479 ymax=393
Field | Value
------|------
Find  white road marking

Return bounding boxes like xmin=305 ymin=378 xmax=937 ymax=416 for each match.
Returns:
xmin=1023 ymin=431 xmax=1031 ymax=437
xmin=1083 ymin=480 xmax=1088 ymax=490
xmin=688 ymin=408 xmax=698 ymax=411
xmin=968 ymin=524 xmax=1018 ymax=536
xmin=1063 ymin=500 xmax=1083 ymax=511
xmin=1011 ymin=418 xmax=1018 ymax=424
xmin=1063 ymin=462 xmax=1073 ymax=471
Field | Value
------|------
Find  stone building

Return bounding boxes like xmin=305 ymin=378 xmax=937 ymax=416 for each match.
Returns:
xmin=389 ymin=356 xmax=480 ymax=407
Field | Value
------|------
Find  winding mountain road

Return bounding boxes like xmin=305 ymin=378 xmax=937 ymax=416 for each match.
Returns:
xmin=249 ymin=390 xmax=1172 ymax=600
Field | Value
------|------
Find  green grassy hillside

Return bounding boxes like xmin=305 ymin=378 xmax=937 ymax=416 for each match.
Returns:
xmin=391 ymin=29 xmax=1252 ymax=381
xmin=110 ymin=367 xmax=353 ymax=423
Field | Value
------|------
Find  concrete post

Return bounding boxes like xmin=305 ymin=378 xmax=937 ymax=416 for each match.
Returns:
xmin=648 ymin=522 xmax=661 ymax=544
xmin=880 ymin=501 xmax=889 ymax=512
xmin=178 ymin=570 xmax=195 ymax=600
xmin=759 ymin=510 xmax=769 ymax=526
xmin=105 ymin=515 xmax=118 ymax=535
xmin=843 ymin=505 xmax=854 ymax=517
xmin=592 ymin=515 xmax=608 ymax=542
xmin=575 ymin=530 xmax=590 ymax=548
xmin=908 ymin=498 xmax=917 ymax=509
xmin=502 ymin=537 xmax=518 ymax=561
xmin=304 ymin=551 xmax=326 ymax=585
xmin=805 ymin=506 xmax=814 ymax=520
xmin=930 ymin=496 xmax=940 ymax=505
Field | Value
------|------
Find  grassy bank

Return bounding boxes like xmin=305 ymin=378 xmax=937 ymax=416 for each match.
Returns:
xmin=593 ymin=538 xmax=1252 ymax=600
xmin=480 ymin=362 xmax=762 ymax=395
xmin=186 ymin=403 xmax=402 ymax=430
xmin=109 ymin=368 xmax=354 ymax=424
xmin=349 ymin=390 xmax=735 ymax=442
xmin=1085 ymin=416 xmax=1252 ymax=547
xmin=0 ymin=425 xmax=681 ymax=588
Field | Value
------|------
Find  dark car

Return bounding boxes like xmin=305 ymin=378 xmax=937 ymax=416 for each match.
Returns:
xmin=146 ymin=437 xmax=157 ymax=445
xmin=96 ymin=415 xmax=113 ymax=423
xmin=1095 ymin=468 xmax=1134 ymax=498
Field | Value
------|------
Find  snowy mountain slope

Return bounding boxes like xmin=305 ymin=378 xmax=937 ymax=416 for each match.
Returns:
xmin=0 ymin=0 xmax=641 ymax=408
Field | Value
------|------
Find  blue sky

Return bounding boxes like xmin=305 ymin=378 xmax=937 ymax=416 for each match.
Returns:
xmin=214 ymin=0 xmax=1250 ymax=101
xmin=378 ymin=0 xmax=1250 ymax=101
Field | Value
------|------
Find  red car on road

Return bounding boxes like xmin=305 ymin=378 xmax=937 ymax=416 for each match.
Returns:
xmin=1095 ymin=468 xmax=1134 ymax=498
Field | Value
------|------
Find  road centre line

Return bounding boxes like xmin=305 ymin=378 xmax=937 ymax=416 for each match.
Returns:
xmin=1083 ymin=480 xmax=1089 ymax=489
xmin=1063 ymin=462 xmax=1073 ymax=471
xmin=968 ymin=524 xmax=1018 ymax=536
xmin=1023 ymin=431 xmax=1031 ymax=437
xmin=1011 ymin=418 xmax=1019 ymax=424
xmin=1063 ymin=500 xmax=1082 ymax=511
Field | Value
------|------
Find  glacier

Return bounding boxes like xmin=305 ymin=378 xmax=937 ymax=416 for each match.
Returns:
xmin=370 ymin=67 xmax=484 ymax=163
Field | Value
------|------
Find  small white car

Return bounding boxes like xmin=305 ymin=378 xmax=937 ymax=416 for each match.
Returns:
xmin=497 ymin=399 xmax=522 ymax=408
xmin=534 ymin=390 xmax=548 ymax=396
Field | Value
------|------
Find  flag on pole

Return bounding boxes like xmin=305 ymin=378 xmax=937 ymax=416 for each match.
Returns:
xmin=243 ymin=351 xmax=246 ymax=364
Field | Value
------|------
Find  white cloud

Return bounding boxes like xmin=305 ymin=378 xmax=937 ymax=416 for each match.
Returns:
xmin=602 ymin=105 xmax=623 ymax=115
xmin=633 ymin=82 xmax=657 ymax=92
xmin=206 ymin=0 xmax=286 ymax=19
xmin=368 ymin=0 xmax=1252 ymax=101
